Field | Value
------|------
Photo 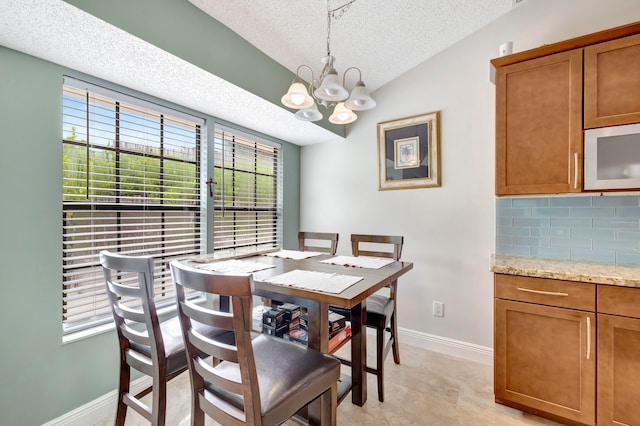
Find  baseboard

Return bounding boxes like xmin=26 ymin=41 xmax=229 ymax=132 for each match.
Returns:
xmin=42 ymin=376 xmax=152 ymax=426
xmin=397 ymin=327 xmax=494 ymax=366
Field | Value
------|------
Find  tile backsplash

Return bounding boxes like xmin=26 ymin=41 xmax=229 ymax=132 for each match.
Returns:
xmin=496 ymin=195 xmax=640 ymax=266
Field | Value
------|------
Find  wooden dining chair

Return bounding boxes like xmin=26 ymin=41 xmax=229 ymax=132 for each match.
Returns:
xmin=298 ymin=231 xmax=339 ymax=255
xmin=100 ymin=251 xmax=234 ymax=426
xmin=331 ymin=234 xmax=404 ymax=402
xmin=170 ymin=260 xmax=341 ymax=426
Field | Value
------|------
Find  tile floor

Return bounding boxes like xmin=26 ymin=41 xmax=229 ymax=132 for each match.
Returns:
xmin=94 ymin=342 xmax=562 ymax=425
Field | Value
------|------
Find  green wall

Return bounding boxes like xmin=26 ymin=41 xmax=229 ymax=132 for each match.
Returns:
xmin=0 ymin=42 xmax=300 ymax=425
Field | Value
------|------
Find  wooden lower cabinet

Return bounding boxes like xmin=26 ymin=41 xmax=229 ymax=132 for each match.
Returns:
xmin=495 ymin=299 xmax=596 ymax=425
xmin=495 ymin=274 xmax=640 ymax=425
xmin=597 ymin=283 xmax=640 ymax=426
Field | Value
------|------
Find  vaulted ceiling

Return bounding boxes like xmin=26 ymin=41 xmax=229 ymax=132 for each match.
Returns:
xmin=0 ymin=0 xmax=517 ymax=145
xmin=191 ymin=0 xmax=516 ymax=93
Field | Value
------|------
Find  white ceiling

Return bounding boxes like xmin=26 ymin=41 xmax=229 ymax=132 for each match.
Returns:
xmin=0 ymin=0 xmax=516 ymax=146
xmin=191 ymin=0 xmax=515 ymax=93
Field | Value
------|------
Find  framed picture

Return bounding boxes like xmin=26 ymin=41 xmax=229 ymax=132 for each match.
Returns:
xmin=377 ymin=111 xmax=440 ymax=190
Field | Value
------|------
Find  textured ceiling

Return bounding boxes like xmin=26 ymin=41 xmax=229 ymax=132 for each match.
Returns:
xmin=190 ymin=0 xmax=515 ymax=92
xmin=0 ymin=0 xmax=516 ymax=146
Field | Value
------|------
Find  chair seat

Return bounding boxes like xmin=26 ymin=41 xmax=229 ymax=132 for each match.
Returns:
xmin=330 ymin=293 xmax=393 ymax=329
xmin=204 ymin=335 xmax=340 ymax=423
xmin=364 ymin=294 xmax=394 ymax=328
xmin=130 ymin=315 xmax=236 ymax=376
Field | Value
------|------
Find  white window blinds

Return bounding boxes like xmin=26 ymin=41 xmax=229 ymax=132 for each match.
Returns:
xmin=62 ymin=77 xmax=204 ymax=334
xmin=212 ymin=126 xmax=282 ymax=257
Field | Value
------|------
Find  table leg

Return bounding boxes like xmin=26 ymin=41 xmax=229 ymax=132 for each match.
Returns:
xmin=350 ymin=301 xmax=367 ymax=406
xmin=305 ymin=300 xmax=330 ymax=423
xmin=306 ymin=300 xmax=329 ymax=353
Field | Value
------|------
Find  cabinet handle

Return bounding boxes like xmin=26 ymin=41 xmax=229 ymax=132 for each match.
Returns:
xmin=586 ymin=316 xmax=591 ymax=360
xmin=573 ymin=152 xmax=578 ymax=189
xmin=516 ymin=287 xmax=569 ymax=297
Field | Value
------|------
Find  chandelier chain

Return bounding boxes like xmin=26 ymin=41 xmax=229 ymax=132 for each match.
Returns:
xmin=326 ymin=0 xmax=357 ymax=56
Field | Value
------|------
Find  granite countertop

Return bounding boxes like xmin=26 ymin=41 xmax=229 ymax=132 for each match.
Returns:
xmin=491 ymin=254 xmax=640 ymax=288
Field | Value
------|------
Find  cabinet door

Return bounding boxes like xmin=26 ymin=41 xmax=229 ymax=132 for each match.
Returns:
xmin=495 ymin=299 xmax=595 ymax=425
xmin=598 ymin=314 xmax=640 ymax=426
xmin=585 ymin=33 xmax=640 ymax=128
xmin=495 ymin=50 xmax=583 ymax=195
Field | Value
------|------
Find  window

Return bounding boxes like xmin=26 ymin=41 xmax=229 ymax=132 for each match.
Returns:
xmin=212 ymin=126 xmax=282 ymax=257
xmin=62 ymin=77 xmax=204 ymax=335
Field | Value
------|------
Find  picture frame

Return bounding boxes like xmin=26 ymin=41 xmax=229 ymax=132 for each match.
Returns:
xmin=377 ymin=111 xmax=441 ymax=190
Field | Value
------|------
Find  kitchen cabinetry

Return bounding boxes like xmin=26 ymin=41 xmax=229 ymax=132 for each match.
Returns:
xmin=494 ymin=274 xmax=596 ymax=425
xmin=597 ymin=285 xmax=640 ymax=426
xmin=585 ymin=33 xmax=640 ymax=129
xmin=495 ymin=50 xmax=583 ymax=195
xmin=492 ymin=21 xmax=640 ymax=196
xmin=495 ymin=271 xmax=640 ymax=426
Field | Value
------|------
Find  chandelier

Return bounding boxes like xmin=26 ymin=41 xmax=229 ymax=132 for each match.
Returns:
xmin=280 ymin=0 xmax=376 ymax=125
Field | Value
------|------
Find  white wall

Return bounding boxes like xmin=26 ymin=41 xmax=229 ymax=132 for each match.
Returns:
xmin=299 ymin=0 xmax=640 ymax=355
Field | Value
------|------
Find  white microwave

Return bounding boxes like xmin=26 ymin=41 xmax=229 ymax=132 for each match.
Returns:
xmin=584 ymin=123 xmax=640 ymax=190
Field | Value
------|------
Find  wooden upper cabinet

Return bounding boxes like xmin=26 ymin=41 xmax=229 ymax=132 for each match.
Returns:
xmin=495 ymin=49 xmax=583 ymax=195
xmin=585 ymin=33 xmax=640 ymax=128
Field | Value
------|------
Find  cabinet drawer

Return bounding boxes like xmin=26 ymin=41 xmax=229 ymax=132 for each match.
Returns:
xmin=495 ymin=274 xmax=595 ymax=311
xmin=598 ymin=285 xmax=640 ymax=318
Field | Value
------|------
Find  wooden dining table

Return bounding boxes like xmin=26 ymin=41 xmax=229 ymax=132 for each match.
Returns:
xmin=238 ymin=252 xmax=414 ymax=408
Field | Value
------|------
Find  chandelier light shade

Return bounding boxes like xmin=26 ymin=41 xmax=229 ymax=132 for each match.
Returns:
xmin=329 ymin=101 xmax=357 ymax=124
xmin=281 ymin=81 xmax=315 ymax=109
xmin=295 ymin=103 xmax=324 ymax=121
xmin=280 ymin=0 xmax=375 ymax=124
xmin=344 ymin=80 xmax=376 ymax=111
xmin=313 ymin=63 xmax=350 ymax=102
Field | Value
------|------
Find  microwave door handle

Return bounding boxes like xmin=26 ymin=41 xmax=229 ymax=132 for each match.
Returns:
xmin=574 ymin=152 xmax=578 ymax=189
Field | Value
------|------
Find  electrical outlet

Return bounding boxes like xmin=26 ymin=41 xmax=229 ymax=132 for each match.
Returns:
xmin=433 ymin=301 xmax=444 ymax=317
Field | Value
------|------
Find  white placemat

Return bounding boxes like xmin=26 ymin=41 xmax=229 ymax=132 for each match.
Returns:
xmin=195 ymin=259 xmax=275 ymax=273
xmin=264 ymin=250 xmax=324 ymax=260
xmin=319 ymin=255 xmax=394 ymax=269
xmin=264 ymin=269 xmax=363 ymax=294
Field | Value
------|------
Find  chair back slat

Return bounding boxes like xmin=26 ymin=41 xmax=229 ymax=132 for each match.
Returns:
xmin=180 ymin=299 xmax=235 ymax=331
xmin=170 ymin=261 xmax=262 ymax=424
xmin=351 ymin=234 xmax=404 ymax=261
xmin=125 ymin=350 xmax=154 ymax=377
xmin=194 ymin=357 xmax=244 ymax=395
xmin=110 ymin=299 xmax=147 ymax=324
xmin=120 ymin=325 xmax=151 ymax=347
xmin=106 ymin=277 xmax=148 ymax=299
xmin=187 ymin=328 xmax=239 ymax=364
xmin=199 ymin=392 xmax=247 ymax=425
xmin=298 ymin=231 xmax=339 ymax=255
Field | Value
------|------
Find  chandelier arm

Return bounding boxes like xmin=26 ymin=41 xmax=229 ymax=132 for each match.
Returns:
xmin=294 ymin=64 xmax=325 ymax=106
xmin=342 ymin=66 xmax=362 ymax=89
xmin=295 ymin=64 xmax=316 ymax=83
